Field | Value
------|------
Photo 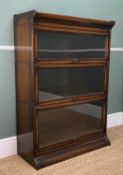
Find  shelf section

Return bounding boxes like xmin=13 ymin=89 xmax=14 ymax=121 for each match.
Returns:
xmin=34 ymin=30 xmax=108 ymax=59
xmin=35 ymin=66 xmax=106 ymax=103
xmin=37 ymin=100 xmax=104 ymax=149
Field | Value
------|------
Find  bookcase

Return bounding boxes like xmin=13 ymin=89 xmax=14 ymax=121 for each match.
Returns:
xmin=14 ymin=10 xmax=115 ymax=169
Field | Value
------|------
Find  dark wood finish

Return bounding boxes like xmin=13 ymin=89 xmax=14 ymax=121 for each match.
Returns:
xmin=14 ymin=10 xmax=115 ymax=169
xmin=35 ymin=60 xmax=107 ymax=68
xmin=36 ymin=93 xmax=105 ymax=110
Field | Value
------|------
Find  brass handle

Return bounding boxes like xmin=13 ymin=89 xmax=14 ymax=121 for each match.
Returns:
xmin=71 ymin=59 xmax=80 ymax=64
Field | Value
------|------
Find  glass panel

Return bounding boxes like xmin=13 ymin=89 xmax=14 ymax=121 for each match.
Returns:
xmin=36 ymin=31 xmax=106 ymax=59
xmin=38 ymin=100 xmax=103 ymax=148
xmin=38 ymin=67 xmax=104 ymax=102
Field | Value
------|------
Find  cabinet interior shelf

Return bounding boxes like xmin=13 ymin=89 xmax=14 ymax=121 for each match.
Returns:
xmin=37 ymin=48 xmax=105 ymax=53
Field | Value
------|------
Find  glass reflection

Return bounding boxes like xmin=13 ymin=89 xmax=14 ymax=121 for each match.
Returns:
xmin=38 ymin=67 xmax=104 ymax=101
xmin=37 ymin=31 xmax=106 ymax=59
xmin=39 ymin=100 xmax=103 ymax=148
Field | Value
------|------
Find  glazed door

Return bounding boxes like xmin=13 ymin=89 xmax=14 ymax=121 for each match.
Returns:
xmin=35 ymin=31 xmax=107 ymax=60
xmin=37 ymin=66 xmax=105 ymax=102
xmin=36 ymin=100 xmax=105 ymax=150
xmin=34 ymin=29 xmax=108 ymax=152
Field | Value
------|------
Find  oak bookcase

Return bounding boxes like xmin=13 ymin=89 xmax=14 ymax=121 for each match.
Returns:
xmin=14 ymin=10 xmax=115 ymax=169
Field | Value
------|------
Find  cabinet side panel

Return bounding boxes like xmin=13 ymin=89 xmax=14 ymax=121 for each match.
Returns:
xmin=16 ymin=63 xmax=30 ymax=102
xmin=14 ymin=20 xmax=34 ymax=163
xmin=15 ymin=24 xmax=32 ymax=62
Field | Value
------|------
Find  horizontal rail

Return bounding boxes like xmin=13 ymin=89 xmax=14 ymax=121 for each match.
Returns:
xmin=35 ymin=59 xmax=107 ymax=68
xmin=35 ymin=93 xmax=105 ymax=110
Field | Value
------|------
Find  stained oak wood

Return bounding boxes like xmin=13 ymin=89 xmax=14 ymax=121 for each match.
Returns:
xmin=35 ymin=93 xmax=105 ymax=110
xmin=35 ymin=60 xmax=107 ymax=68
xmin=14 ymin=10 xmax=115 ymax=169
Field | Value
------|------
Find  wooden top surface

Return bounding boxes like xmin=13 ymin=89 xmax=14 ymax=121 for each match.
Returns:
xmin=14 ymin=10 xmax=115 ymax=29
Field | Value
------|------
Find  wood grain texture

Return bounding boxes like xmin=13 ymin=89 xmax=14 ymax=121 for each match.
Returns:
xmin=14 ymin=12 xmax=34 ymax=165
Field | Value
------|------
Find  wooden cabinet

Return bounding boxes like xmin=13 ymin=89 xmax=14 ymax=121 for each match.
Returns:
xmin=14 ymin=10 xmax=115 ymax=169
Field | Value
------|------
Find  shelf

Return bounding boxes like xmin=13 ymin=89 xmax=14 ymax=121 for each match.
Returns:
xmin=37 ymin=48 xmax=105 ymax=53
